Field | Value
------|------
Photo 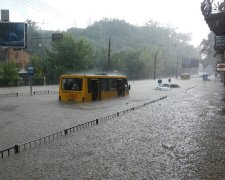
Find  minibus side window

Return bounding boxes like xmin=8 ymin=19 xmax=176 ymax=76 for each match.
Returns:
xmin=62 ymin=78 xmax=82 ymax=91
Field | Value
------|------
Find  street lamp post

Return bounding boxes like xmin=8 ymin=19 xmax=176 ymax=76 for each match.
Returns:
xmin=176 ymin=58 xmax=178 ymax=79
xmin=108 ymin=35 xmax=111 ymax=73
xmin=28 ymin=66 xmax=34 ymax=95
xmin=153 ymin=44 xmax=177 ymax=80
xmin=153 ymin=49 xmax=160 ymax=80
xmin=38 ymin=43 xmax=45 ymax=86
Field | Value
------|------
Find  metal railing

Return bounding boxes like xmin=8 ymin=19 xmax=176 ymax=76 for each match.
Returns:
xmin=0 ymin=96 xmax=167 ymax=159
xmin=0 ymin=90 xmax=57 ymax=98
xmin=0 ymin=93 xmax=19 ymax=98
xmin=33 ymin=90 xmax=50 ymax=95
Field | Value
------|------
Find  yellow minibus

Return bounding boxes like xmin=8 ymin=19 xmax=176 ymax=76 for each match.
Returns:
xmin=59 ymin=74 xmax=130 ymax=102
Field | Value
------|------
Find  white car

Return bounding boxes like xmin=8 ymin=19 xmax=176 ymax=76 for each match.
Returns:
xmin=154 ymin=86 xmax=170 ymax=91
xmin=154 ymin=83 xmax=180 ymax=91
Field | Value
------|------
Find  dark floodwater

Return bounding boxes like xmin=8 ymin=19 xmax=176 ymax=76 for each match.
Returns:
xmin=0 ymin=77 xmax=225 ymax=179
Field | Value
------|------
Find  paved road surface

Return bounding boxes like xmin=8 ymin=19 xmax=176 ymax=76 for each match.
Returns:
xmin=0 ymin=77 xmax=225 ymax=179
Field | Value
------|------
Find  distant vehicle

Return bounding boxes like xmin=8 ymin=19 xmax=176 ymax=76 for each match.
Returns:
xmin=154 ymin=86 xmax=170 ymax=91
xmin=181 ymin=73 xmax=190 ymax=80
xmin=59 ymin=74 xmax=130 ymax=102
xmin=199 ymin=72 xmax=208 ymax=77
xmin=203 ymin=75 xmax=210 ymax=81
xmin=154 ymin=83 xmax=180 ymax=91
xmin=199 ymin=72 xmax=210 ymax=81
xmin=161 ymin=83 xmax=180 ymax=88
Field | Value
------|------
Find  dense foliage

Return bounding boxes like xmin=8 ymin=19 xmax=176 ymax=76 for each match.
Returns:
xmin=0 ymin=63 xmax=19 ymax=86
xmin=200 ymin=31 xmax=222 ymax=76
xmin=2 ymin=18 xmax=201 ymax=85
xmin=45 ymin=34 xmax=95 ymax=82
xmin=200 ymin=32 xmax=216 ymax=67
xmin=66 ymin=19 xmax=200 ymax=79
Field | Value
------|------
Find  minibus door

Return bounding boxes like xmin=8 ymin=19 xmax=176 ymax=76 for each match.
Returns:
xmin=117 ymin=79 xmax=125 ymax=96
xmin=92 ymin=80 xmax=101 ymax=101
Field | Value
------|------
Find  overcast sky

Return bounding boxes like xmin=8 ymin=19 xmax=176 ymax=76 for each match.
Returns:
xmin=1 ymin=0 xmax=210 ymax=47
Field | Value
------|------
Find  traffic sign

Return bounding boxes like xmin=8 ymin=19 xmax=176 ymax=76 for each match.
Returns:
xmin=52 ymin=33 xmax=63 ymax=42
xmin=216 ymin=63 xmax=225 ymax=72
xmin=158 ymin=79 xmax=162 ymax=84
xmin=28 ymin=66 xmax=34 ymax=76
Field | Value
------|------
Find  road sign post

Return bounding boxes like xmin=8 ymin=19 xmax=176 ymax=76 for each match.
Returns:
xmin=168 ymin=78 xmax=171 ymax=88
xmin=216 ymin=63 xmax=225 ymax=72
xmin=28 ymin=66 xmax=34 ymax=95
xmin=52 ymin=33 xmax=63 ymax=42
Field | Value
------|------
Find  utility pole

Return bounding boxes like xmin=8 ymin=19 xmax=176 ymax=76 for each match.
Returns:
xmin=154 ymin=49 xmax=160 ymax=80
xmin=108 ymin=35 xmax=111 ymax=73
xmin=153 ymin=44 xmax=177 ymax=80
xmin=1 ymin=10 xmax=9 ymax=64
xmin=176 ymin=58 xmax=178 ymax=79
xmin=175 ymin=44 xmax=178 ymax=79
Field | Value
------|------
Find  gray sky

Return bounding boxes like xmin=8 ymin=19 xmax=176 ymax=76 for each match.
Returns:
xmin=1 ymin=0 xmax=210 ymax=46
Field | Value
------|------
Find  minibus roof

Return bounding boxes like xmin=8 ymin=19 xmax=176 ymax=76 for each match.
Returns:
xmin=60 ymin=74 xmax=127 ymax=79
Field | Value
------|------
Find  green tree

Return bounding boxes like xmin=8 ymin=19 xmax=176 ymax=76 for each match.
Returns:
xmin=200 ymin=32 xmax=217 ymax=68
xmin=48 ymin=18 xmax=201 ymax=80
xmin=110 ymin=48 xmax=151 ymax=79
xmin=1 ymin=63 xmax=19 ymax=86
xmin=45 ymin=33 xmax=95 ymax=82
xmin=26 ymin=20 xmax=42 ymax=54
xmin=28 ymin=54 xmax=45 ymax=84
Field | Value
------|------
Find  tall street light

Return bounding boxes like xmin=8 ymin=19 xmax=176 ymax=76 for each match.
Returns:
xmin=108 ymin=35 xmax=111 ymax=73
xmin=153 ymin=44 xmax=177 ymax=80
xmin=153 ymin=48 xmax=160 ymax=80
xmin=38 ymin=43 xmax=46 ymax=85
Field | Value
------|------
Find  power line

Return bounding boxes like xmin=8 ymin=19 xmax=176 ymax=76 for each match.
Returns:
xmin=15 ymin=0 xmax=61 ymax=16
xmin=29 ymin=0 xmax=61 ymax=14
xmin=29 ymin=0 xmax=53 ymax=10
xmin=15 ymin=0 xmax=46 ymax=13
xmin=23 ymin=0 xmax=48 ymax=12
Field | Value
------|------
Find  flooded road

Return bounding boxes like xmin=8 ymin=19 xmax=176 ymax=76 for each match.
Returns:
xmin=0 ymin=77 xmax=225 ymax=179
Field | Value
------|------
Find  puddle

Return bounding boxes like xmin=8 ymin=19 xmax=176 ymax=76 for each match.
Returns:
xmin=0 ymin=105 xmax=18 ymax=112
